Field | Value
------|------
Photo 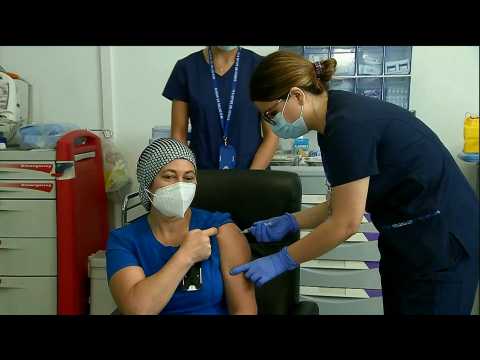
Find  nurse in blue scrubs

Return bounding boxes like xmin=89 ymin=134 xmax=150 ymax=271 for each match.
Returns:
xmin=163 ymin=46 xmax=278 ymax=170
xmin=230 ymin=51 xmax=479 ymax=315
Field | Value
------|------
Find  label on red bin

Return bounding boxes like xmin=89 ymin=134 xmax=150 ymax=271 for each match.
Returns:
xmin=0 ymin=182 xmax=54 ymax=192
xmin=0 ymin=163 xmax=54 ymax=174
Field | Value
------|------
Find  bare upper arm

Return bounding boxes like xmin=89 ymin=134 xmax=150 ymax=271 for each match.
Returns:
xmin=330 ymin=177 xmax=370 ymax=233
xmin=108 ymin=266 xmax=146 ymax=312
xmin=171 ymin=100 xmax=189 ymax=143
xmin=216 ymin=222 xmax=257 ymax=314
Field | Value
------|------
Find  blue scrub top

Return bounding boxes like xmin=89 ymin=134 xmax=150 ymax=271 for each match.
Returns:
xmin=163 ymin=48 xmax=263 ymax=169
xmin=106 ymin=208 xmax=232 ymax=315
xmin=318 ymin=90 xmax=479 ymax=275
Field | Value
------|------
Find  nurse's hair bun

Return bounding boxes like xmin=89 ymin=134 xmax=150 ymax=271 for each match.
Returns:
xmin=250 ymin=51 xmax=336 ymax=102
xmin=313 ymin=59 xmax=337 ymax=83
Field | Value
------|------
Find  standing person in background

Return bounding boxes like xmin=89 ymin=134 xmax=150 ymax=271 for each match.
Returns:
xmin=163 ymin=46 xmax=278 ymax=170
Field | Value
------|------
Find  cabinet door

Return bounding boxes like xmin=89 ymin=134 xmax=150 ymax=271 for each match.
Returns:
xmin=0 ymin=180 xmax=56 ymax=199
xmin=0 ymin=161 xmax=56 ymax=179
xmin=300 ymin=294 xmax=384 ymax=315
xmin=0 ymin=237 xmax=57 ymax=276
xmin=0 ymin=276 xmax=57 ymax=314
xmin=299 ymin=176 xmax=328 ymax=195
xmin=0 ymin=199 xmax=56 ymax=237
xmin=318 ymin=241 xmax=381 ymax=261
xmin=300 ymin=267 xmax=382 ymax=289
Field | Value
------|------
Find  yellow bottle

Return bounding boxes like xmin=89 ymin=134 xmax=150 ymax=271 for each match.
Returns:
xmin=464 ymin=113 xmax=479 ymax=154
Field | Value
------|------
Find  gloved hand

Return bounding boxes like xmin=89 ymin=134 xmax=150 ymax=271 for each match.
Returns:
xmin=229 ymin=247 xmax=299 ymax=287
xmin=248 ymin=213 xmax=299 ymax=243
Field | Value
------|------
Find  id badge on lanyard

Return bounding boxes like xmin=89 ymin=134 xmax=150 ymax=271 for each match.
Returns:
xmin=219 ymin=139 xmax=236 ymax=170
xmin=208 ymin=47 xmax=241 ymax=170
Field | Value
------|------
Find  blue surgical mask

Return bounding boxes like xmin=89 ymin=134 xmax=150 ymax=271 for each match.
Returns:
xmin=216 ymin=46 xmax=238 ymax=51
xmin=271 ymin=91 xmax=309 ymax=139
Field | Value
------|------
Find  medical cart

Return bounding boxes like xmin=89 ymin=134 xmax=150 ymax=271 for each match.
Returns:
xmin=0 ymin=130 xmax=108 ymax=314
xmin=271 ymin=165 xmax=384 ymax=315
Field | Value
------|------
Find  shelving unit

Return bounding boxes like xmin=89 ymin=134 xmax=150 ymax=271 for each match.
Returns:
xmin=279 ymin=46 xmax=413 ymax=110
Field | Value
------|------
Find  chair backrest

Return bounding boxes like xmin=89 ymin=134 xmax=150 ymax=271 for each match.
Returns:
xmin=192 ymin=169 xmax=302 ymax=315
xmin=121 ymin=169 xmax=302 ymax=314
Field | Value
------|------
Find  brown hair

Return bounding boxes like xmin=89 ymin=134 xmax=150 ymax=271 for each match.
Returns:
xmin=250 ymin=51 xmax=337 ymax=102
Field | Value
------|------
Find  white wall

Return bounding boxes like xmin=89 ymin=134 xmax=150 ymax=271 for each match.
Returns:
xmin=111 ymin=46 xmax=202 ymax=190
xmin=410 ymin=46 xmax=479 ymax=196
xmin=110 ymin=46 xmax=278 ymax=194
xmin=0 ymin=46 xmax=103 ymax=129
xmin=1 ymin=45 xmax=478 ymax=224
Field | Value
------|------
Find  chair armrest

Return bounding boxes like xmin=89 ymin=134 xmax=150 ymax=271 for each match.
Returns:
xmin=290 ymin=301 xmax=319 ymax=315
xmin=111 ymin=308 xmax=122 ymax=315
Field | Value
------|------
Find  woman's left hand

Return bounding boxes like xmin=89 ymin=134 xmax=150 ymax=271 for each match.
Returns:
xmin=249 ymin=213 xmax=299 ymax=243
xmin=229 ymin=247 xmax=299 ymax=287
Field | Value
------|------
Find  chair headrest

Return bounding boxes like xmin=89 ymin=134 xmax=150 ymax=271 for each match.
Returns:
xmin=191 ymin=169 xmax=302 ymax=239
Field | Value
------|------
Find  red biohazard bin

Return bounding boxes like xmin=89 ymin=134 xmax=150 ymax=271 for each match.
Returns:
xmin=55 ymin=130 xmax=108 ymax=315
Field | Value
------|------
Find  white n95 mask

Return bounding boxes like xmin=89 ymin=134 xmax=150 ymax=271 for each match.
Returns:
xmin=146 ymin=182 xmax=196 ymax=218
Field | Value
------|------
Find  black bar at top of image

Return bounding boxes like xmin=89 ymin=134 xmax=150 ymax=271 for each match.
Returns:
xmin=5 ymin=2 xmax=479 ymax=45
xmin=1 ymin=14 xmax=479 ymax=46
xmin=1 ymin=30 xmax=478 ymax=46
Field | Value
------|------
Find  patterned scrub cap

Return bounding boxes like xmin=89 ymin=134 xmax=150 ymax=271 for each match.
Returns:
xmin=136 ymin=138 xmax=197 ymax=211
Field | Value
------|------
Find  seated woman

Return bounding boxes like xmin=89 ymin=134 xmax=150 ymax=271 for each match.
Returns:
xmin=106 ymin=138 xmax=257 ymax=315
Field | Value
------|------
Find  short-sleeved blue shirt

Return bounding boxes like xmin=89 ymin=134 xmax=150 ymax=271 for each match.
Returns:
xmin=162 ymin=48 xmax=263 ymax=169
xmin=106 ymin=208 xmax=233 ymax=315
xmin=318 ymin=90 xmax=479 ymax=272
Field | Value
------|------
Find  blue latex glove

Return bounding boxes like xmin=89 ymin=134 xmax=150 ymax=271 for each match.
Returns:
xmin=229 ymin=247 xmax=299 ymax=287
xmin=248 ymin=213 xmax=299 ymax=243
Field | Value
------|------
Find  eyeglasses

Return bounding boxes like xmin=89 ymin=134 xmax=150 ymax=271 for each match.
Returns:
xmin=262 ymin=99 xmax=283 ymax=126
xmin=262 ymin=93 xmax=292 ymax=126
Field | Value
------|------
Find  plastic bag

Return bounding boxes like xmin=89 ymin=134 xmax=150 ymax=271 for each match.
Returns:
xmin=18 ymin=123 xmax=79 ymax=149
xmin=102 ymin=137 xmax=130 ymax=193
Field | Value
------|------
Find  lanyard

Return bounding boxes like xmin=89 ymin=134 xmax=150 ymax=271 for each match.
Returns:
xmin=207 ymin=46 xmax=241 ymax=145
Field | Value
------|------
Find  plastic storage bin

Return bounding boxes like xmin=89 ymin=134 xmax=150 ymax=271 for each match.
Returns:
xmin=384 ymin=77 xmax=411 ymax=109
xmin=331 ymin=47 xmax=356 ymax=76
xmin=357 ymin=46 xmax=384 ymax=75
xmin=279 ymin=46 xmax=304 ymax=56
xmin=152 ymin=126 xmax=170 ymax=140
xmin=329 ymin=78 xmax=355 ymax=93
xmin=384 ymin=46 xmax=412 ymax=75
xmin=303 ymin=46 xmax=330 ymax=63
xmin=356 ymin=77 xmax=383 ymax=100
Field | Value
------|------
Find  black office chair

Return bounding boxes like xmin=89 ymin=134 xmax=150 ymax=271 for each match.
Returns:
xmin=115 ymin=169 xmax=319 ymax=315
xmin=191 ymin=169 xmax=317 ymax=315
